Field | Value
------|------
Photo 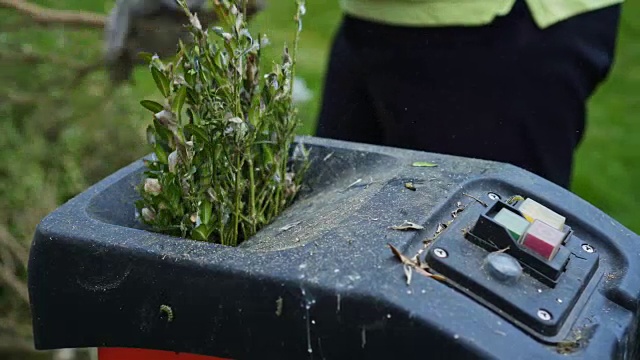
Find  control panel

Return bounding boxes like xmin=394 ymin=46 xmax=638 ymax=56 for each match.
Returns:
xmin=425 ymin=195 xmax=600 ymax=340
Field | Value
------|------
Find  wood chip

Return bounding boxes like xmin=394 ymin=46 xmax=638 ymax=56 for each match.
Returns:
xmin=451 ymin=202 xmax=465 ymax=218
xmin=388 ymin=243 xmax=414 ymax=265
xmin=404 ymin=264 xmax=413 ymax=285
xmin=388 ymin=244 xmax=448 ymax=283
xmin=389 ymin=220 xmax=424 ymax=231
xmin=412 ymin=162 xmax=438 ymax=167
xmin=414 ymin=266 xmax=447 ymax=282
xmin=279 ymin=221 xmax=302 ymax=232
xmin=404 ymin=182 xmax=417 ymax=191
xmin=463 ymin=192 xmax=488 ymax=207
xmin=495 ymin=246 xmax=510 ymax=253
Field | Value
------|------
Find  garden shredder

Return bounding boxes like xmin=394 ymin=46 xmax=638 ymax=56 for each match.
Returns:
xmin=27 ymin=137 xmax=640 ymax=359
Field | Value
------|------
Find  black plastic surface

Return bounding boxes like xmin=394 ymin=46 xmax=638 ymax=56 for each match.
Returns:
xmin=28 ymin=136 xmax=640 ymax=360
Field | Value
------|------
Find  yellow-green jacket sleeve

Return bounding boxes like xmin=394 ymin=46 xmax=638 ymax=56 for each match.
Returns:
xmin=339 ymin=0 xmax=623 ymax=28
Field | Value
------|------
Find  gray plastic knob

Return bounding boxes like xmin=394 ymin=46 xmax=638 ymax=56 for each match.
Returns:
xmin=484 ymin=251 xmax=523 ymax=284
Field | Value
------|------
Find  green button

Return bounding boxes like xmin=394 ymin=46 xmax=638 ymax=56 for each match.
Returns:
xmin=493 ymin=208 xmax=530 ymax=241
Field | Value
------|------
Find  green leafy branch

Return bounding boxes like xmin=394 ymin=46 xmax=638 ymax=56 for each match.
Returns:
xmin=136 ymin=0 xmax=309 ymax=246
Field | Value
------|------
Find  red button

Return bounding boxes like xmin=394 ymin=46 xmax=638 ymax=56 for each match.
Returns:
xmin=521 ymin=220 xmax=565 ymax=260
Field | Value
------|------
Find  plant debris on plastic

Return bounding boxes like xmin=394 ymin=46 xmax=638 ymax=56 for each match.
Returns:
xmin=412 ymin=161 xmax=438 ymax=167
xmin=389 ymin=220 xmax=424 ymax=231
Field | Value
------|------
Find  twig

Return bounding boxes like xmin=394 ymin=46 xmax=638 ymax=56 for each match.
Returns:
xmin=0 ymin=90 xmax=38 ymax=106
xmin=0 ymin=0 xmax=106 ymax=28
xmin=0 ymin=48 xmax=105 ymax=90
xmin=0 ymin=335 xmax=36 ymax=353
xmin=68 ymin=60 xmax=105 ymax=87
xmin=0 ymin=225 xmax=29 ymax=266
xmin=0 ymin=262 xmax=29 ymax=304
xmin=0 ymin=48 xmax=85 ymax=68
xmin=346 ymin=178 xmax=362 ymax=189
xmin=0 ymin=317 xmax=33 ymax=338
xmin=462 ymin=192 xmax=488 ymax=207
xmin=0 ymin=248 xmax=16 ymax=273
xmin=0 ymin=90 xmax=38 ymax=105
xmin=388 ymin=243 xmax=447 ymax=282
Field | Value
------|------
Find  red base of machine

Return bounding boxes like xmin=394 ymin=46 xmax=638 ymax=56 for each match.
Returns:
xmin=98 ymin=348 xmax=231 ymax=360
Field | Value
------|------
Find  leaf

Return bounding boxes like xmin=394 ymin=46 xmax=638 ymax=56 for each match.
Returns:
xmin=154 ymin=143 xmax=168 ymax=164
xmin=138 ymin=51 xmax=155 ymax=63
xmin=185 ymin=124 xmax=209 ymax=144
xmin=389 ymin=220 xmax=424 ymax=231
xmin=415 ymin=267 xmax=447 ymax=282
xmin=261 ymin=143 xmax=274 ymax=164
xmin=388 ymin=244 xmax=448 ymax=283
xmin=153 ymin=118 xmax=174 ymax=142
xmin=192 ymin=224 xmax=214 ymax=241
xmin=200 ymin=200 xmax=213 ymax=226
xmin=151 ymin=66 xmax=171 ymax=97
xmin=186 ymin=88 xmax=200 ymax=107
xmin=185 ymin=68 xmax=196 ymax=86
xmin=507 ymin=195 xmax=525 ymax=205
xmin=388 ymin=243 xmax=414 ymax=265
xmin=213 ymin=51 xmax=224 ymax=70
xmin=141 ymin=100 xmax=164 ymax=113
xmin=186 ymin=107 xmax=199 ymax=124
xmin=146 ymin=125 xmax=156 ymax=145
xmin=172 ymin=86 xmax=188 ymax=115
xmin=412 ymin=162 xmax=438 ymax=167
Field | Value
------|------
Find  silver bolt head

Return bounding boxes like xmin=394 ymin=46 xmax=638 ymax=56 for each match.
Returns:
xmin=582 ymin=244 xmax=595 ymax=253
xmin=537 ymin=309 xmax=552 ymax=321
xmin=487 ymin=192 xmax=501 ymax=200
xmin=434 ymin=248 xmax=448 ymax=258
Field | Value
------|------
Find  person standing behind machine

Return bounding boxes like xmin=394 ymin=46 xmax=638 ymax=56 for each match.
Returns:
xmin=315 ymin=0 xmax=623 ymax=189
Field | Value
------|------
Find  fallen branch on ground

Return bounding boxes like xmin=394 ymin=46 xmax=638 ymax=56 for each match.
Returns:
xmin=0 ymin=48 xmax=86 ymax=69
xmin=0 ymin=0 xmax=106 ymax=28
xmin=0 ymin=226 xmax=28 ymax=266
xmin=0 ymin=263 xmax=29 ymax=304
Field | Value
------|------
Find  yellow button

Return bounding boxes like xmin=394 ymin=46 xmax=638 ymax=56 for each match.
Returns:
xmin=517 ymin=198 xmax=565 ymax=231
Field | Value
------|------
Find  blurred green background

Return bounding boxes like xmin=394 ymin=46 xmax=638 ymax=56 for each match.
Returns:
xmin=0 ymin=0 xmax=638 ymax=356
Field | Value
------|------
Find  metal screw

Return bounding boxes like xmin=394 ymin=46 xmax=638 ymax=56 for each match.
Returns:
xmin=537 ymin=309 xmax=552 ymax=321
xmin=582 ymin=244 xmax=595 ymax=253
xmin=487 ymin=192 xmax=501 ymax=201
xmin=434 ymin=248 xmax=448 ymax=258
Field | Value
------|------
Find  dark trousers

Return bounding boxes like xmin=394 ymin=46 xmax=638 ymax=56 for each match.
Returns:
xmin=315 ymin=1 xmax=622 ymax=188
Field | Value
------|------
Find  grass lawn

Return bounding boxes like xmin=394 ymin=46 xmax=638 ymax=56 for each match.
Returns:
xmin=572 ymin=4 xmax=640 ymax=233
